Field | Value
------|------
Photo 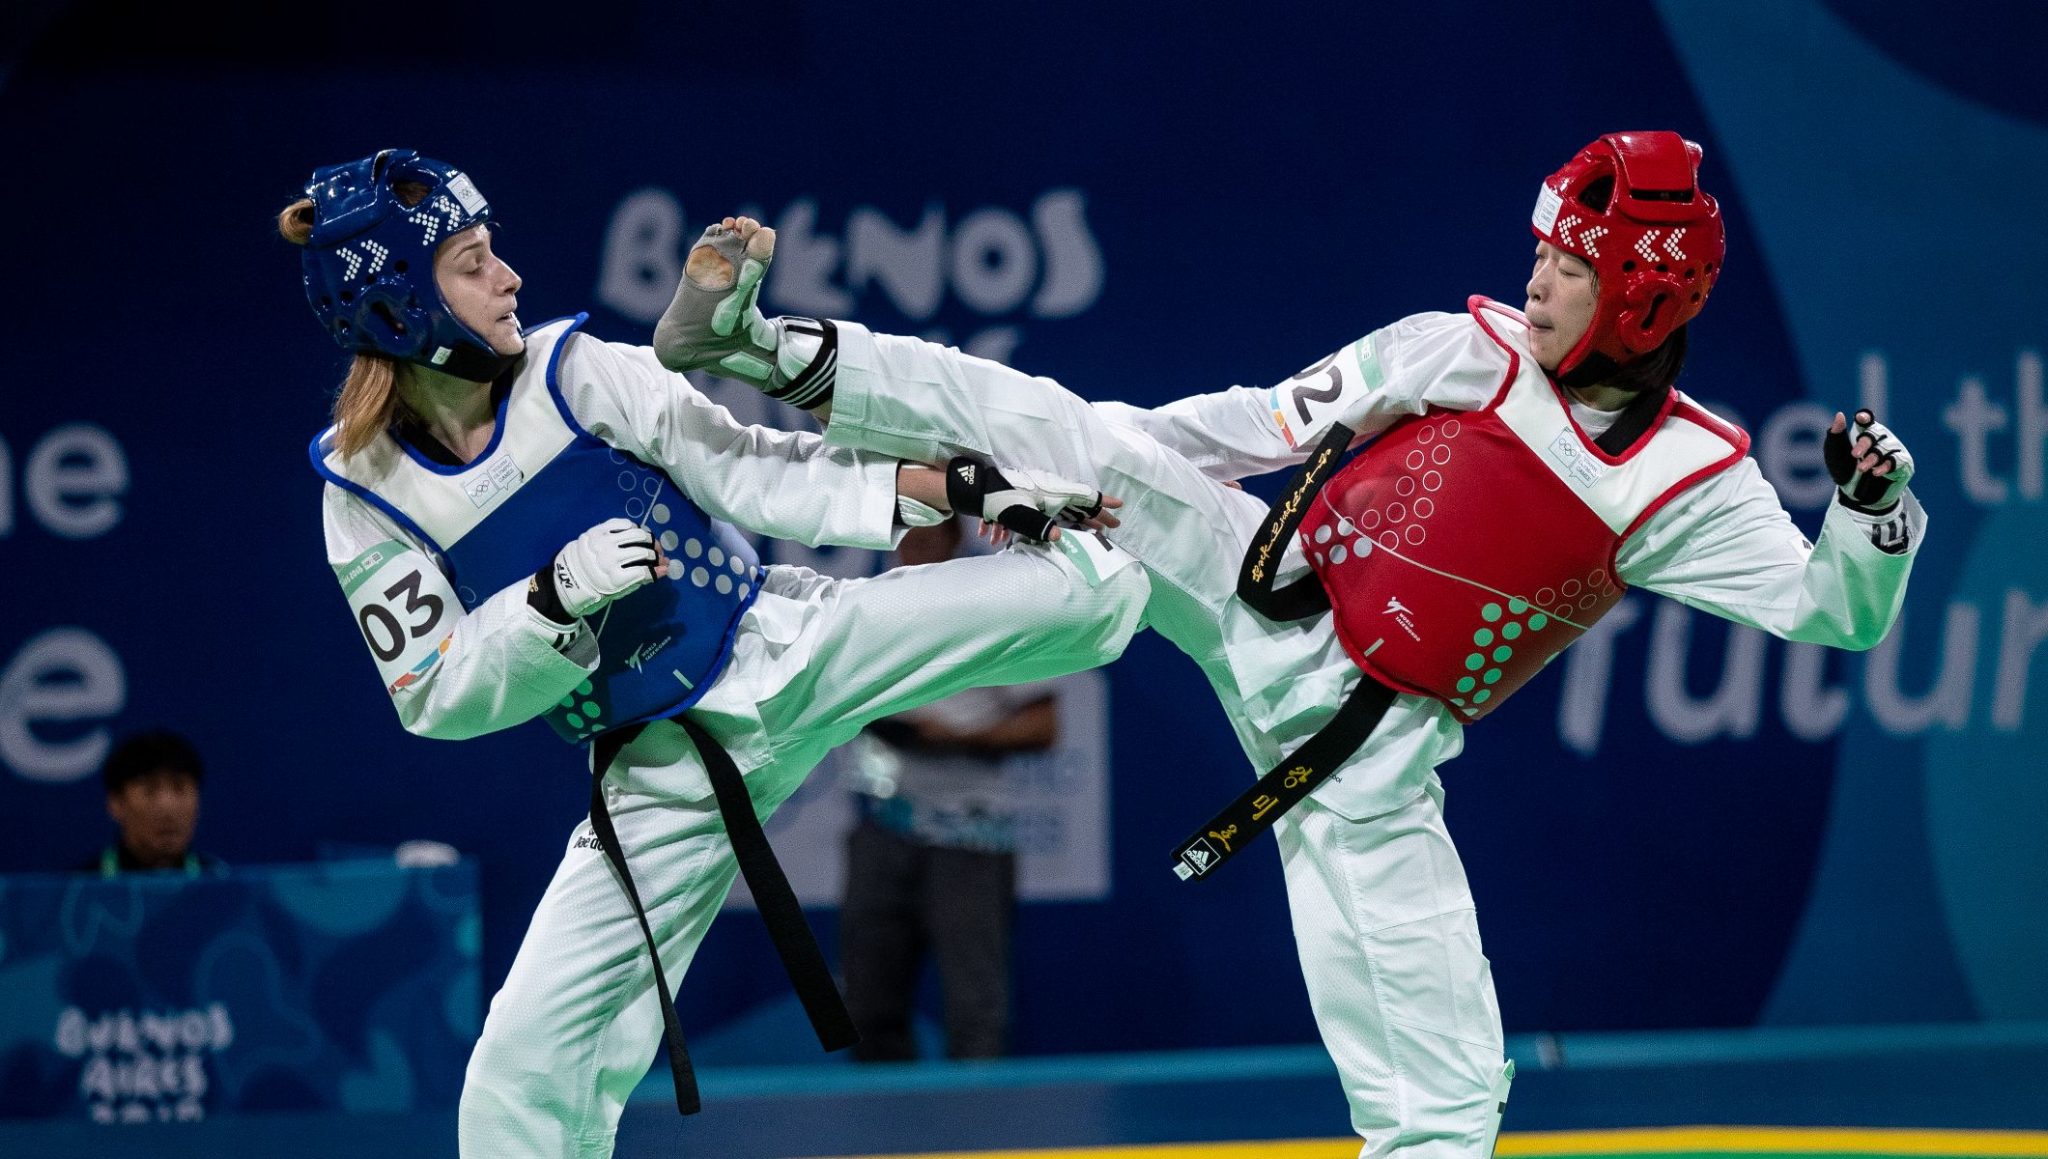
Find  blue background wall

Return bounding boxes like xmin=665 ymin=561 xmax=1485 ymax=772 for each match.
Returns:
xmin=3 ymin=0 xmax=2044 ymax=1064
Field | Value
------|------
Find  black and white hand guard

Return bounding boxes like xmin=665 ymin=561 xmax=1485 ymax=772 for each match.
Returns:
xmin=944 ymin=457 xmax=1105 ymax=543
xmin=550 ymin=518 xmax=662 ymax=618
xmin=1824 ymin=409 xmax=1914 ymax=514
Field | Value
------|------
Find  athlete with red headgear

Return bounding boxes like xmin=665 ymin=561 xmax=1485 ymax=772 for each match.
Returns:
xmin=658 ymin=132 xmax=1923 ymax=1154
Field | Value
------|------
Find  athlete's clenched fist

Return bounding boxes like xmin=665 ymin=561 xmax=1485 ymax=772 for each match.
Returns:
xmin=1825 ymin=409 xmax=1914 ymax=514
xmin=552 ymin=518 xmax=663 ymax=618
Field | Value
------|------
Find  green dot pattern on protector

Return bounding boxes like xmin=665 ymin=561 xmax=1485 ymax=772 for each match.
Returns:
xmin=557 ymin=681 xmax=604 ymax=738
xmin=1455 ymin=598 xmax=1548 ymax=715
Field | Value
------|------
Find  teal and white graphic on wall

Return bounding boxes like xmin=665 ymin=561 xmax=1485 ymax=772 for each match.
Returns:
xmin=1657 ymin=0 xmax=2048 ymax=1022
xmin=0 ymin=861 xmax=479 ymax=1122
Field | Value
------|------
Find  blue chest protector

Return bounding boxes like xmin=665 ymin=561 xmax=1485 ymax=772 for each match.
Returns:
xmin=312 ymin=315 xmax=762 ymax=743
xmin=448 ymin=441 xmax=760 ymax=742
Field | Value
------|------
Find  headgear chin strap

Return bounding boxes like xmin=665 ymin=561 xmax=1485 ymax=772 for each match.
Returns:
xmin=300 ymin=149 xmax=515 ymax=383
xmin=1530 ymin=131 xmax=1725 ymax=379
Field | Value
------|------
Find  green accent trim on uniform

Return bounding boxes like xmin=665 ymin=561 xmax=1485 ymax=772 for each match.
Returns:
xmin=338 ymin=539 xmax=410 ymax=599
xmin=1054 ymin=531 xmax=1104 ymax=586
xmin=720 ymin=352 xmax=775 ymax=381
xmin=1353 ymin=333 xmax=1387 ymax=391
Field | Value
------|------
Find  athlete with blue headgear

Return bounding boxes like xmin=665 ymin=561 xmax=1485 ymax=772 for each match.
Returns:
xmin=282 ymin=148 xmax=1149 ymax=1157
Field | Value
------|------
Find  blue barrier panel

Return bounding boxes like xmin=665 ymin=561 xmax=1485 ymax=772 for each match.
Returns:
xmin=0 ymin=860 xmax=479 ymax=1125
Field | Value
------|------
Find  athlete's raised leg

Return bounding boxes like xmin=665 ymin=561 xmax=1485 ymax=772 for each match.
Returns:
xmin=652 ymin=219 xmax=1262 ymax=633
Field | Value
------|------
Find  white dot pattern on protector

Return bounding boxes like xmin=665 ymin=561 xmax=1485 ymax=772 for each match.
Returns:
xmin=1331 ymin=416 xmax=1456 ymax=565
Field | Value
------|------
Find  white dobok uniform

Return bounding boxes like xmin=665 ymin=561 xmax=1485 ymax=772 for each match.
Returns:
xmin=818 ymin=304 xmax=1923 ymax=1156
xmin=317 ymin=323 xmax=1148 ymax=1159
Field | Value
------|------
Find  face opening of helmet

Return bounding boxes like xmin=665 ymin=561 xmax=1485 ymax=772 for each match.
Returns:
xmin=1529 ymin=131 xmax=1727 ymax=387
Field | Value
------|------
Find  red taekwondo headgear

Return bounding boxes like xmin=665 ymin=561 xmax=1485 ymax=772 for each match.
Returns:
xmin=1530 ymin=131 xmax=1725 ymax=377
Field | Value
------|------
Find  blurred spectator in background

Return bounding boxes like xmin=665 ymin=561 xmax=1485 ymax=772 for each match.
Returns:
xmin=79 ymin=730 xmax=224 ymax=877
xmin=842 ymin=518 xmax=1058 ymax=1061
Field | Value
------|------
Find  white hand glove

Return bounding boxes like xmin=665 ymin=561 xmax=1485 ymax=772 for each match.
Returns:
xmin=1824 ymin=408 xmax=1914 ymax=514
xmin=552 ymin=518 xmax=661 ymax=618
xmin=944 ymin=457 xmax=1106 ymax=543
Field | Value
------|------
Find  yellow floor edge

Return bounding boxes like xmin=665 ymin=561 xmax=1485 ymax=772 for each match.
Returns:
xmin=1497 ymin=1127 xmax=2048 ymax=1156
xmin=822 ymin=1126 xmax=2048 ymax=1159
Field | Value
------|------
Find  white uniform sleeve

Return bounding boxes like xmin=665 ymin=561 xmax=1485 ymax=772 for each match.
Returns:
xmin=323 ymin=484 xmax=598 ymax=741
xmin=557 ymin=333 xmax=900 ymax=549
xmin=1091 ymin=311 xmax=1502 ymax=481
xmin=1616 ymin=457 xmax=1926 ymax=648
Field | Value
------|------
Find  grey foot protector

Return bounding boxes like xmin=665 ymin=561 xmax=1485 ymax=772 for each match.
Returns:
xmin=653 ymin=225 xmax=779 ymax=384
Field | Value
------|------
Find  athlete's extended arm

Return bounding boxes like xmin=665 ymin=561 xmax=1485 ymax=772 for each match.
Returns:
xmin=1091 ymin=312 xmax=1502 ymax=481
xmin=1617 ymin=450 xmax=1924 ymax=649
xmin=562 ymin=333 xmax=903 ymax=550
xmin=323 ymin=486 xmax=611 ymax=740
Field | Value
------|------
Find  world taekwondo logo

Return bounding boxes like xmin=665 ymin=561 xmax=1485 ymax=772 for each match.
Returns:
xmin=1383 ymin=596 xmax=1422 ymax=643
xmin=623 ymin=636 xmax=674 ymax=673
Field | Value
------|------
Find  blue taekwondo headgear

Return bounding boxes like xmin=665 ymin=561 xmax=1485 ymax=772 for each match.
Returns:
xmin=299 ymin=149 xmax=515 ymax=382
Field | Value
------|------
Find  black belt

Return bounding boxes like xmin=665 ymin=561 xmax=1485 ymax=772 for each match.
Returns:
xmin=1172 ymin=420 xmax=1396 ymax=881
xmin=590 ymin=716 xmax=857 ymax=1115
xmin=1169 ymin=671 xmax=1396 ymax=880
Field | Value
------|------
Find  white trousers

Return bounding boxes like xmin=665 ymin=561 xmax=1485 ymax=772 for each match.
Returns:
xmin=458 ymin=548 xmax=1148 ymax=1157
xmin=825 ymin=324 xmax=1509 ymax=1155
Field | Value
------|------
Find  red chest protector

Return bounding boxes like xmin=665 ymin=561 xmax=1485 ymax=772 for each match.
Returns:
xmin=1296 ymin=297 xmax=1748 ymax=721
